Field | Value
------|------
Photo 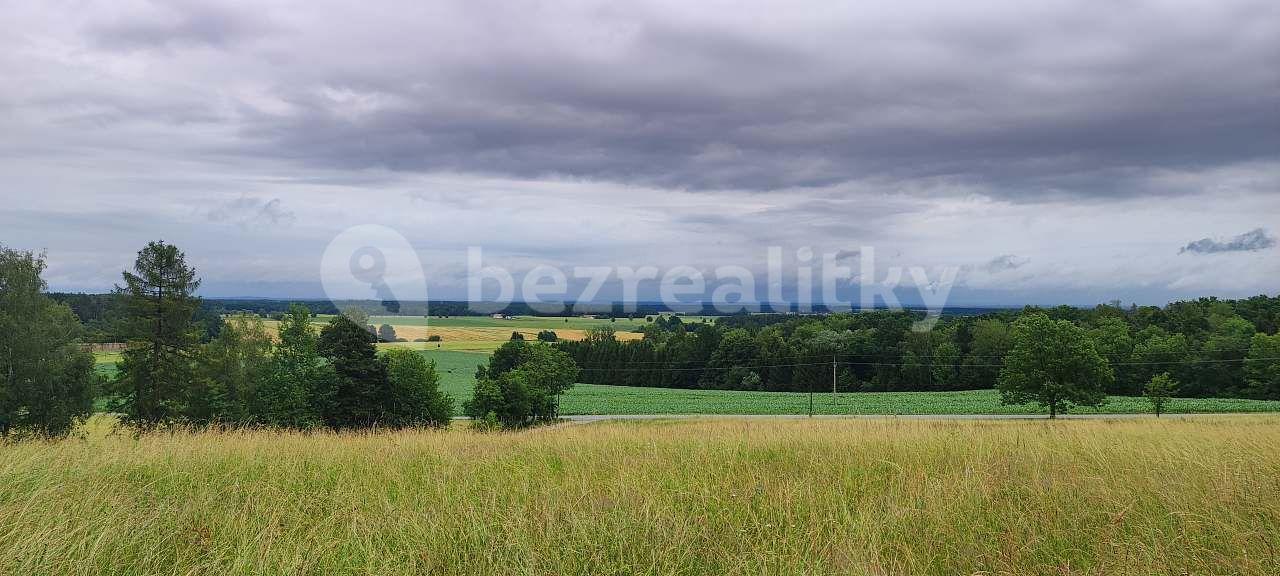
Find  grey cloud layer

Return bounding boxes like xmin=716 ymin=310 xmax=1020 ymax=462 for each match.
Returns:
xmin=1180 ymin=228 xmax=1277 ymax=255
xmin=1 ymin=0 xmax=1278 ymax=302
xmin=8 ymin=0 xmax=1278 ymax=196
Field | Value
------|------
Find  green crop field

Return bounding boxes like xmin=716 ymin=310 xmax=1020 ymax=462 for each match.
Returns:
xmin=3 ymin=416 xmax=1278 ymax=575
xmin=558 ymin=384 xmax=1280 ymax=415
xmin=412 ymin=349 xmax=488 ymax=399
xmin=93 ymin=352 xmax=121 ymax=379
xmin=407 ymin=349 xmax=1280 ymax=416
xmin=93 ymin=348 xmax=1280 ymax=417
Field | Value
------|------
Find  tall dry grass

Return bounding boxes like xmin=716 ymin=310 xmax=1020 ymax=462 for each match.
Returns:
xmin=2 ymin=416 xmax=1278 ymax=575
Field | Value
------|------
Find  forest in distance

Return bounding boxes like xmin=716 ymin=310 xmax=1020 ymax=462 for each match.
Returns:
xmin=47 ymin=283 xmax=1280 ymax=400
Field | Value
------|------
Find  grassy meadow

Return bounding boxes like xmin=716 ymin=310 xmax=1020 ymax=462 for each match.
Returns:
xmin=2 ymin=416 xmax=1278 ymax=575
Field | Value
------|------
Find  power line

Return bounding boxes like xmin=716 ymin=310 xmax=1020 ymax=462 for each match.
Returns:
xmin=574 ymin=356 xmax=1280 ymax=372
xmin=563 ymin=343 xmax=1265 ymax=363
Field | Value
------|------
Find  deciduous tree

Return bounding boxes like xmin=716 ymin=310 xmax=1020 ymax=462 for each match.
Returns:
xmin=998 ymin=313 xmax=1111 ymax=418
xmin=1144 ymin=373 xmax=1176 ymax=417
xmin=256 ymin=304 xmax=336 ymax=428
xmin=1245 ymin=333 xmax=1280 ymax=400
xmin=383 ymin=348 xmax=453 ymax=427
xmin=0 ymin=246 xmax=97 ymax=437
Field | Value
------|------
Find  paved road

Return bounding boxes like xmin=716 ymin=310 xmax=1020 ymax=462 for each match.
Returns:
xmin=560 ymin=413 xmax=1269 ymax=422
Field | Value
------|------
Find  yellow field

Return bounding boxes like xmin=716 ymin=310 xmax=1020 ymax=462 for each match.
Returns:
xmin=374 ymin=324 xmax=642 ymax=345
xmin=2 ymin=416 xmax=1278 ymax=575
xmin=252 ymin=318 xmax=643 ymax=352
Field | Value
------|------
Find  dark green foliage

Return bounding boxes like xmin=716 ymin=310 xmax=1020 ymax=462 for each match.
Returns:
xmin=558 ymin=296 xmax=1280 ymax=399
xmin=1130 ymin=328 xmax=1191 ymax=392
xmin=0 ymin=246 xmax=97 ymax=437
xmin=1087 ymin=317 xmax=1135 ymax=394
xmin=701 ymin=329 xmax=758 ymax=389
xmin=957 ymin=319 xmax=1012 ymax=389
xmin=189 ymin=315 xmax=272 ymax=425
xmin=319 ymin=314 xmax=388 ymax=428
xmin=254 ymin=304 xmax=337 ymax=428
xmin=1245 ymin=333 xmax=1280 ymax=399
xmin=536 ymin=330 xmax=558 ymax=342
xmin=997 ymin=314 xmax=1111 ymax=418
xmin=314 ymin=313 xmax=451 ymax=429
xmin=1188 ymin=309 xmax=1255 ymax=397
xmin=113 ymin=241 xmax=202 ymax=428
xmin=510 ymin=331 xmax=525 ymax=341
xmin=383 ymin=348 xmax=453 ymax=427
xmin=464 ymin=341 xmax=578 ymax=428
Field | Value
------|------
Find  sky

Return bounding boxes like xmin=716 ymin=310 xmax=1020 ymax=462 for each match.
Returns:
xmin=1 ymin=0 xmax=1278 ymax=306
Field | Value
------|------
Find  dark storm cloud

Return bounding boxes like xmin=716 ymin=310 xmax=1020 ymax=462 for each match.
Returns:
xmin=1179 ymin=228 xmax=1276 ymax=255
xmin=3 ymin=0 xmax=1280 ymax=301
xmin=216 ymin=0 xmax=1280 ymax=197
xmin=6 ymin=0 xmax=1277 ymax=200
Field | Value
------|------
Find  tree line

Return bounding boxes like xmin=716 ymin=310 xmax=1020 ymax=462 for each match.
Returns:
xmin=3 ymin=241 xmax=576 ymax=438
xmin=556 ymin=298 xmax=1280 ymax=401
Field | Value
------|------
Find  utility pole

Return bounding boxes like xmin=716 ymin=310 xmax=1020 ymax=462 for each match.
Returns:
xmin=832 ymin=353 xmax=838 ymax=394
xmin=808 ymin=374 xmax=814 ymax=418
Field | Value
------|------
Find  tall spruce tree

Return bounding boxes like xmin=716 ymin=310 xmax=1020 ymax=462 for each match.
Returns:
xmin=114 ymin=241 xmax=201 ymax=427
xmin=319 ymin=313 xmax=388 ymax=428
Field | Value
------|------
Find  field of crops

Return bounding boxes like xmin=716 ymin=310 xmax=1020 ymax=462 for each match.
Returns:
xmin=93 ymin=348 xmax=1280 ymax=417
xmin=403 ymin=350 xmax=1280 ymax=416
xmin=248 ymin=315 xmax=653 ymax=352
xmin=3 ymin=416 xmax=1278 ymax=575
xmin=558 ymin=383 xmax=1280 ymax=415
xmin=368 ymin=314 xmax=701 ymax=330
xmin=93 ymin=352 xmax=120 ymax=379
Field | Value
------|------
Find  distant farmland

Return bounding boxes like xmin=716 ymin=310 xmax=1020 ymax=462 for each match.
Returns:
xmin=259 ymin=314 xmax=654 ymax=352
